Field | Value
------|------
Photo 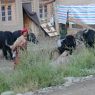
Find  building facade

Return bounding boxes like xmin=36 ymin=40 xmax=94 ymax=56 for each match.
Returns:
xmin=0 ymin=0 xmax=23 ymax=31
xmin=0 ymin=0 xmax=55 ymax=36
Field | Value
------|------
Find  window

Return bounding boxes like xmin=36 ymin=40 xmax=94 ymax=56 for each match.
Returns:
xmin=1 ymin=5 xmax=12 ymax=21
xmin=0 ymin=0 xmax=15 ymax=21
xmin=39 ymin=4 xmax=48 ymax=20
xmin=39 ymin=5 xmax=43 ymax=18
xmin=7 ymin=5 xmax=12 ymax=21
xmin=8 ymin=0 xmax=14 ymax=3
xmin=44 ymin=5 xmax=47 ymax=17
xmin=1 ymin=6 xmax=6 ymax=21
xmin=1 ymin=0 xmax=5 ymax=4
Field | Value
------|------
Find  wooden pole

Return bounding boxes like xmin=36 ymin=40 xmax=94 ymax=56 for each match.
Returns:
xmin=69 ymin=17 xmax=95 ymax=31
xmin=65 ymin=10 xmax=69 ymax=29
xmin=65 ymin=10 xmax=69 ymax=34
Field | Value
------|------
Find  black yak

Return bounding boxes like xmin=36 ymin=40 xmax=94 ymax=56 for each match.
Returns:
xmin=57 ymin=35 xmax=76 ymax=54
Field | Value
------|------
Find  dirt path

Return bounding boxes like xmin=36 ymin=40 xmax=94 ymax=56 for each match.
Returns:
xmin=0 ymin=51 xmax=14 ymax=73
xmin=48 ymin=77 xmax=95 ymax=95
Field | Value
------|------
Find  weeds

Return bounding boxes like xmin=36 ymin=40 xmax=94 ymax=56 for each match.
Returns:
xmin=0 ymin=47 xmax=95 ymax=93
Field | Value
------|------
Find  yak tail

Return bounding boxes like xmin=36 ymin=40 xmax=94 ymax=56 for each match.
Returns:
xmin=5 ymin=40 xmax=10 ymax=48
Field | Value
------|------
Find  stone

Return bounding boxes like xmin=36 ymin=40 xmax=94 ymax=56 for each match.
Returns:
xmin=23 ymin=92 xmax=34 ymax=95
xmin=16 ymin=94 xmax=23 ymax=95
xmin=1 ymin=91 xmax=15 ymax=95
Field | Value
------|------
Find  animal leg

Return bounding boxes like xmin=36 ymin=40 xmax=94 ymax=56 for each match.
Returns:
xmin=2 ymin=46 xmax=8 ymax=60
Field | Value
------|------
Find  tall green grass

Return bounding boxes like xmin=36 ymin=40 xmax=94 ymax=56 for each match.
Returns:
xmin=0 ymin=50 xmax=65 ymax=93
xmin=0 ymin=73 xmax=10 ymax=93
xmin=58 ymin=48 xmax=95 ymax=77
xmin=0 ymin=48 xmax=95 ymax=93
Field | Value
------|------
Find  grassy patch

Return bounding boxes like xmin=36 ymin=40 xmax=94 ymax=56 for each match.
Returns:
xmin=0 ymin=47 xmax=95 ymax=93
xmin=0 ymin=50 xmax=64 ymax=93
xmin=0 ymin=73 xmax=10 ymax=93
xmin=58 ymin=48 xmax=95 ymax=77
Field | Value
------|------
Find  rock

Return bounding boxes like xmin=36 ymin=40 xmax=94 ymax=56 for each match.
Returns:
xmin=64 ymin=77 xmax=74 ymax=82
xmin=1 ymin=91 xmax=15 ymax=95
xmin=16 ymin=94 xmax=23 ymax=95
xmin=72 ymin=78 xmax=81 ymax=83
xmin=85 ymin=75 xmax=93 ymax=79
xmin=23 ymin=92 xmax=34 ymax=95
xmin=63 ymin=81 xmax=73 ymax=87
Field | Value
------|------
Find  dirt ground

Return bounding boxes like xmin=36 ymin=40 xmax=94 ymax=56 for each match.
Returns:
xmin=48 ymin=77 xmax=95 ymax=95
xmin=0 ymin=51 xmax=14 ymax=73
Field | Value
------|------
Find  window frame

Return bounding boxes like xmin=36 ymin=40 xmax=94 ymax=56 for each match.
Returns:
xmin=0 ymin=0 xmax=15 ymax=22
xmin=1 ymin=5 xmax=6 ymax=21
xmin=39 ymin=4 xmax=48 ymax=21
xmin=7 ymin=5 xmax=12 ymax=21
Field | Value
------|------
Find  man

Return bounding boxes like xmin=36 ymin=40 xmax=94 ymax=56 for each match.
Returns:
xmin=10 ymin=28 xmax=28 ymax=65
